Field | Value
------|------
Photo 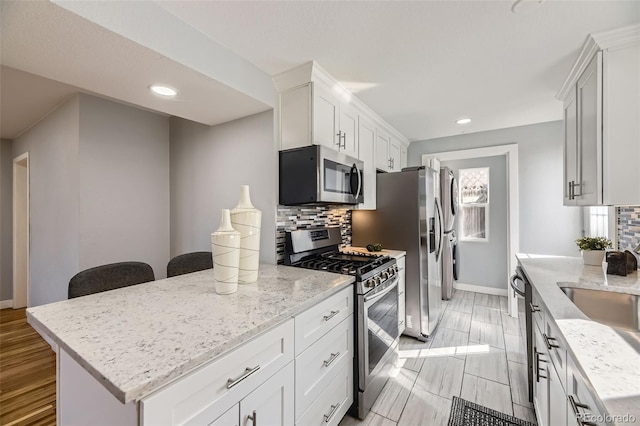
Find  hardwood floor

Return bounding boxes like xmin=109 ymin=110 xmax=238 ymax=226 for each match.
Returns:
xmin=340 ymin=290 xmax=537 ymax=426
xmin=1 ymin=308 xmax=56 ymax=426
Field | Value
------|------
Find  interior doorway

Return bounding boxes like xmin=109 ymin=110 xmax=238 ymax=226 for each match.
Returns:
xmin=423 ymin=144 xmax=519 ymax=317
xmin=13 ymin=152 xmax=29 ymax=308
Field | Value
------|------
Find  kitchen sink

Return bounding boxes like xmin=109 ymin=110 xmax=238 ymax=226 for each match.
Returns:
xmin=559 ymin=286 xmax=640 ymax=332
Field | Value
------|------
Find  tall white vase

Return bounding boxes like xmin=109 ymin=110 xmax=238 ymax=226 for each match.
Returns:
xmin=211 ymin=209 xmax=241 ymax=294
xmin=230 ymin=185 xmax=262 ymax=283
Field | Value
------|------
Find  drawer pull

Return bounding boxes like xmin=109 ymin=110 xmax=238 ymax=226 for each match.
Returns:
xmin=323 ymin=310 xmax=340 ymax=321
xmin=569 ymin=395 xmax=596 ymax=426
xmin=543 ymin=334 xmax=560 ymax=350
xmin=248 ymin=410 xmax=257 ymax=426
xmin=323 ymin=403 xmax=340 ymax=423
xmin=226 ymin=365 xmax=260 ymax=389
xmin=529 ymin=303 xmax=541 ymax=313
xmin=323 ymin=352 xmax=340 ymax=367
xmin=535 ymin=351 xmax=547 ymax=382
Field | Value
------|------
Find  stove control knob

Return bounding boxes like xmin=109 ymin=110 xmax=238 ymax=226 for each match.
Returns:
xmin=388 ymin=267 xmax=395 ymax=276
xmin=381 ymin=271 xmax=389 ymax=280
xmin=374 ymin=277 xmax=381 ymax=286
xmin=366 ymin=278 xmax=376 ymax=288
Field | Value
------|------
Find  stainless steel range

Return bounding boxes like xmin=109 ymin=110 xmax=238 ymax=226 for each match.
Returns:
xmin=284 ymin=227 xmax=399 ymax=420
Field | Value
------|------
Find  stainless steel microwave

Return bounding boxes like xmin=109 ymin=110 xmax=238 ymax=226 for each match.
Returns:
xmin=279 ymin=145 xmax=364 ymax=205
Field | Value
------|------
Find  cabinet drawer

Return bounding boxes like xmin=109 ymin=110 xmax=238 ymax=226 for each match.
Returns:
xmin=296 ymin=363 xmax=353 ymax=426
xmin=141 ymin=319 xmax=294 ymax=426
xmin=531 ymin=287 xmax=545 ymax=333
xmin=544 ymin=317 xmax=567 ymax=392
xmin=295 ymin=315 xmax=353 ymax=416
xmin=294 ymin=286 xmax=354 ymax=356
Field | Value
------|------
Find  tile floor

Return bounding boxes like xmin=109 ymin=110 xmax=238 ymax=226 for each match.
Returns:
xmin=340 ymin=289 xmax=537 ymax=426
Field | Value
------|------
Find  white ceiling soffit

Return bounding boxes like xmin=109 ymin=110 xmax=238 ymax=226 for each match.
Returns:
xmin=155 ymin=0 xmax=640 ymax=141
xmin=0 ymin=1 xmax=272 ymax=139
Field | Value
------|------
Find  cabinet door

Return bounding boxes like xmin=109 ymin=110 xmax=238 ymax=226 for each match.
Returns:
xmin=576 ymin=52 xmax=603 ymax=205
xmin=208 ymin=404 xmax=239 ymax=426
xmin=389 ymin=139 xmax=402 ymax=172
xmin=548 ymin=364 xmax=567 ymax=426
xmin=533 ymin=327 xmax=549 ymax=426
xmin=313 ymin=84 xmax=339 ymax=150
xmin=376 ymin=130 xmax=391 ymax=171
xmin=563 ymin=88 xmax=578 ymax=206
xmin=401 ymin=148 xmax=407 ymax=170
xmin=241 ymin=362 xmax=294 ymax=426
xmin=339 ymin=104 xmax=359 ymax=158
xmin=358 ymin=116 xmax=376 ymax=209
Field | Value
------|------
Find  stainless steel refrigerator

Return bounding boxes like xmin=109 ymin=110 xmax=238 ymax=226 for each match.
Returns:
xmin=440 ymin=167 xmax=458 ymax=300
xmin=352 ymin=166 xmax=444 ymax=340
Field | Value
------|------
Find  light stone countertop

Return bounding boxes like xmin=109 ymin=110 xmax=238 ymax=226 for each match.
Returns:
xmin=516 ymin=254 xmax=640 ymax=424
xmin=26 ymin=264 xmax=354 ymax=404
xmin=341 ymin=246 xmax=407 ymax=260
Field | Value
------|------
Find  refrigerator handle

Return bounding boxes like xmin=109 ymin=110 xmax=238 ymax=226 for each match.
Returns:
xmin=435 ymin=199 xmax=444 ymax=262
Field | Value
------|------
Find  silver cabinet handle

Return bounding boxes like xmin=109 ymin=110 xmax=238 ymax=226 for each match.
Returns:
xmin=529 ymin=303 xmax=541 ymax=313
xmin=323 ymin=403 xmax=340 ymax=423
xmin=226 ymin=365 xmax=260 ymax=389
xmin=341 ymin=132 xmax=347 ymax=149
xmin=248 ymin=410 xmax=257 ymax=426
xmin=336 ymin=131 xmax=343 ymax=147
xmin=323 ymin=352 xmax=340 ymax=367
xmin=388 ymin=158 xmax=392 ymax=169
xmin=535 ymin=351 xmax=547 ymax=382
xmin=569 ymin=395 xmax=596 ymax=426
xmin=544 ymin=334 xmax=560 ymax=349
xmin=569 ymin=180 xmax=574 ymax=200
xmin=323 ymin=310 xmax=340 ymax=321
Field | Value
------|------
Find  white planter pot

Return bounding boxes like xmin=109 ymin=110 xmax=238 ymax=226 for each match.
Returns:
xmin=582 ymin=250 xmax=605 ymax=266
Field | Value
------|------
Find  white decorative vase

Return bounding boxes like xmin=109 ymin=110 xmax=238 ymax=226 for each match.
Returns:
xmin=211 ymin=209 xmax=241 ymax=294
xmin=230 ymin=185 xmax=262 ymax=283
xmin=582 ymin=250 xmax=605 ymax=266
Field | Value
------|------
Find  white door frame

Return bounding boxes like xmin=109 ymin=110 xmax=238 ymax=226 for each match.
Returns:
xmin=13 ymin=152 xmax=30 ymax=308
xmin=423 ymin=144 xmax=520 ymax=317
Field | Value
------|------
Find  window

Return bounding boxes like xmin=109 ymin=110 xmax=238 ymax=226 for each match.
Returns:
xmin=459 ymin=167 xmax=489 ymax=241
xmin=583 ymin=206 xmax=615 ymax=240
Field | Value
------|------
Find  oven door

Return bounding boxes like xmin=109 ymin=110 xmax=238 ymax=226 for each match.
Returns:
xmin=319 ymin=149 xmax=364 ymax=204
xmin=358 ymin=277 xmax=399 ymax=391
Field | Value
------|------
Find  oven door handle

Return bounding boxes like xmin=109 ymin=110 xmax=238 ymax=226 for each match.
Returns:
xmin=364 ymin=277 xmax=399 ymax=303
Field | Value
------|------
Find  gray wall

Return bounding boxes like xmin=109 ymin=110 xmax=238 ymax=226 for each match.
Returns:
xmin=409 ymin=121 xmax=581 ymax=256
xmin=442 ymin=156 xmax=507 ymax=289
xmin=170 ymin=111 xmax=277 ymax=263
xmin=13 ymin=96 xmax=81 ymax=306
xmin=78 ymin=94 xmax=170 ymax=279
xmin=1 ymin=139 xmax=13 ymax=301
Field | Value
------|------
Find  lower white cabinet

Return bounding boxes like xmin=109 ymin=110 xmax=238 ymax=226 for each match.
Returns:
xmin=208 ymin=405 xmax=239 ymax=426
xmin=239 ymin=362 xmax=295 ymax=426
xmin=296 ymin=364 xmax=352 ymax=426
xmin=548 ymin=359 xmax=567 ymax=426
xmin=533 ymin=324 xmax=549 ymax=426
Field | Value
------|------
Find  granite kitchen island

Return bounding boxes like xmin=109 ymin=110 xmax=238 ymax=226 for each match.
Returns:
xmin=27 ymin=264 xmax=355 ymax=425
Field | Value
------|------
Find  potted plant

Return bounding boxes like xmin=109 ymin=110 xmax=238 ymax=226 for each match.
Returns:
xmin=575 ymin=236 xmax=612 ymax=265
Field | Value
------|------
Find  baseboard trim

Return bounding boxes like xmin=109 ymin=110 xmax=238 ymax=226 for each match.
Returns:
xmin=453 ymin=282 xmax=508 ymax=297
xmin=0 ymin=299 xmax=14 ymax=309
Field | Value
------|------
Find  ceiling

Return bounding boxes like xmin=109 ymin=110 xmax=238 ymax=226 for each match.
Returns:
xmin=1 ymin=1 xmax=639 ymax=141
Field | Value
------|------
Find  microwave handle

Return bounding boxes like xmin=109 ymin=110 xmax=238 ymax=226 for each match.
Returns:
xmin=355 ymin=165 xmax=362 ymax=200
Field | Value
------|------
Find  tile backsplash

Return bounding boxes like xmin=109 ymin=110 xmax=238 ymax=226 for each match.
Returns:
xmin=617 ymin=206 xmax=640 ymax=267
xmin=276 ymin=205 xmax=352 ymax=264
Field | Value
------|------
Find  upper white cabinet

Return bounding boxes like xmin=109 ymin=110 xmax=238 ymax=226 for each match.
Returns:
xmin=275 ymin=61 xmax=410 ymax=209
xmin=280 ymin=82 xmax=358 ymax=158
xmin=375 ymin=131 xmax=403 ymax=172
xmin=558 ymin=24 xmax=640 ymax=206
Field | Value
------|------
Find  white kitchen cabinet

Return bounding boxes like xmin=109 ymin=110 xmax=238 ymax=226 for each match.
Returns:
xmin=401 ymin=147 xmax=407 ymax=170
xmin=240 ymin=362 xmax=295 ymax=426
xmin=389 ymin=138 xmax=402 ymax=172
xmin=397 ymin=256 xmax=406 ymax=335
xmin=533 ymin=325 xmax=549 ymax=426
xmin=559 ymin=25 xmax=640 ymax=206
xmin=358 ymin=115 xmax=377 ymax=210
xmin=376 ymin=131 xmax=403 ymax=172
xmin=548 ymin=361 xmax=567 ymax=426
xmin=280 ymin=82 xmax=358 ymax=158
xmin=566 ymin=356 xmax=606 ymax=426
xmin=209 ymin=404 xmax=239 ymax=426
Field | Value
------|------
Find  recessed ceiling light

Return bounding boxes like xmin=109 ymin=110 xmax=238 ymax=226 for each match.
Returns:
xmin=149 ymin=84 xmax=178 ymax=98
xmin=456 ymin=117 xmax=471 ymax=125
